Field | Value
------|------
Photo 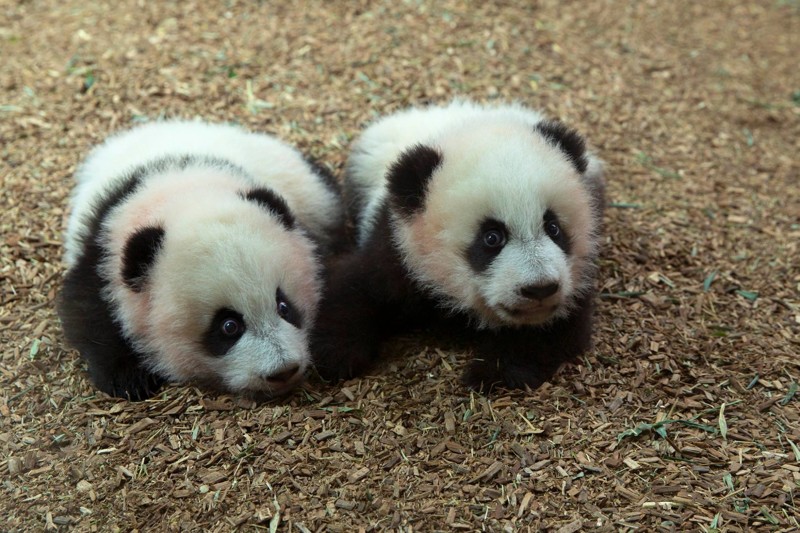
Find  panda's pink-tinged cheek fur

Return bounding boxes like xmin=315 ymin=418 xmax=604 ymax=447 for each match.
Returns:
xmin=127 ymin=296 xmax=152 ymax=337
xmin=112 ymin=273 xmax=153 ymax=336
xmin=286 ymin=247 xmax=322 ymax=308
xmin=408 ymin=217 xmax=433 ymax=254
xmin=145 ymin=298 xmax=199 ymax=377
xmin=407 ymin=215 xmax=452 ymax=280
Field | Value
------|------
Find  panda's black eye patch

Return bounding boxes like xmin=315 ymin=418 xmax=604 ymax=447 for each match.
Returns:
xmin=544 ymin=210 xmax=571 ymax=254
xmin=242 ymin=188 xmax=295 ymax=230
xmin=204 ymin=308 xmax=246 ymax=357
xmin=276 ymin=288 xmax=302 ymax=329
xmin=467 ymin=218 xmax=508 ymax=273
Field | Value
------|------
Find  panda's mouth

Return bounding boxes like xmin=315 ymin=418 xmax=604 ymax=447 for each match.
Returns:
xmin=497 ymin=303 xmax=558 ymax=324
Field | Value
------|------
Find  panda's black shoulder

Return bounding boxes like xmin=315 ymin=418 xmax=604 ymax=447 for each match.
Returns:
xmin=58 ymin=233 xmax=163 ymax=401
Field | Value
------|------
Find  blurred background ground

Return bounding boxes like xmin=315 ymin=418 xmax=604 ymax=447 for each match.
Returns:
xmin=1 ymin=0 xmax=798 ymax=531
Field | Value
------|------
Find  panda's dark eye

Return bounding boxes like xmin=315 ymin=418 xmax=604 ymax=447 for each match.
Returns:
xmin=221 ymin=318 xmax=242 ymax=337
xmin=483 ymin=228 xmax=506 ymax=248
xmin=545 ymin=220 xmax=560 ymax=238
xmin=277 ymin=300 xmax=290 ymax=319
xmin=276 ymin=288 xmax=303 ymax=328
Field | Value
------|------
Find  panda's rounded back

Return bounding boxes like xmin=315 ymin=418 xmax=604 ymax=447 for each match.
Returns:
xmin=65 ymin=120 xmax=342 ymax=266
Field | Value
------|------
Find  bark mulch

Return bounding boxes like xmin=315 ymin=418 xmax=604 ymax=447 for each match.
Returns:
xmin=1 ymin=0 xmax=798 ymax=530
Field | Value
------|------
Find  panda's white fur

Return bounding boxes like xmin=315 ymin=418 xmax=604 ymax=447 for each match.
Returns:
xmin=312 ymin=100 xmax=605 ymax=391
xmin=64 ymin=120 xmax=341 ymax=266
xmin=350 ymin=101 xmax=544 ymax=244
xmin=349 ymin=100 xmax=603 ymax=328
xmin=59 ymin=120 xmax=342 ymax=400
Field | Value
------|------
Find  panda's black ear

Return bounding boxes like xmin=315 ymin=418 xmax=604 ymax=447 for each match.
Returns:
xmin=534 ymin=120 xmax=588 ymax=174
xmin=387 ymin=144 xmax=442 ymax=218
xmin=243 ymin=187 xmax=295 ymax=230
xmin=122 ymin=226 xmax=165 ymax=292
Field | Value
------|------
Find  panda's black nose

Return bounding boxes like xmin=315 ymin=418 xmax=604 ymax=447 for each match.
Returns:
xmin=519 ymin=283 xmax=559 ymax=300
xmin=265 ymin=364 xmax=301 ymax=384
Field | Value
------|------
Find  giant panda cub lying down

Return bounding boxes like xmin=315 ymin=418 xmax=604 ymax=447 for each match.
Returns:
xmin=312 ymin=100 xmax=605 ymax=392
xmin=59 ymin=120 xmax=343 ymax=401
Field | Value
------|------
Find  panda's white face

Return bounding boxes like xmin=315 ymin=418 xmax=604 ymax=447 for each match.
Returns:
xmin=104 ymin=175 xmax=321 ymax=397
xmin=152 ymin=211 xmax=320 ymax=396
xmin=391 ymin=122 xmax=598 ymax=328
xmin=468 ymin=209 xmax=574 ymax=326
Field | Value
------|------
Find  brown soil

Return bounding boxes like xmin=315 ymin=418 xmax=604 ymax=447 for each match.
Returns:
xmin=1 ymin=0 xmax=798 ymax=531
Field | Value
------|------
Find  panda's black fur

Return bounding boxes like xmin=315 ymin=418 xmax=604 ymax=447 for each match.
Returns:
xmin=312 ymin=100 xmax=605 ymax=392
xmin=59 ymin=167 xmax=164 ymax=400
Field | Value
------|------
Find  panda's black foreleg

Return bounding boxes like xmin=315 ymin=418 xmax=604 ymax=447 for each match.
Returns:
xmin=73 ymin=329 xmax=164 ymax=401
xmin=312 ymin=207 xmax=417 ymax=383
xmin=461 ymin=339 xmax=568 ymax=393
xmin=311 ymin=293 xmax=386 ymax=382
xmin=462 ymin=292 xmax=595 ymax=393
xmin=84 ymin=348 xmax=165 ymax=401
xmin=59 ymin=275 xmax=165 ymax=401
xmin=311 ymin=250 xmax=396 ymax=382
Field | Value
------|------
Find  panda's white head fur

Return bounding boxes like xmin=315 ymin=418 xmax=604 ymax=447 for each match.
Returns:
xmin=386 ymin=114 xmax=603 ymax=328
xmin=101 ymin=165 xmax=321 ymax=396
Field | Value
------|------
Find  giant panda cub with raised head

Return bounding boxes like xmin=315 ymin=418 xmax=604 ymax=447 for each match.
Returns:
xmin=59 ymin=120 xmax=343 ymax=401
xmin=312 ymin=100 xmax=605 ymax=392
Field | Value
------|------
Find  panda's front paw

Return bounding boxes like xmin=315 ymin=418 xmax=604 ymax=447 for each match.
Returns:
xmin=90 ymin=364 xmax=164 ymax=401
xmin=461 ymin=358 xmax=545 ymax=394
xmin=311 ymin=337 xmax=375 ymax=383
xmin=461 ymin=359 xmax=504 ymax=393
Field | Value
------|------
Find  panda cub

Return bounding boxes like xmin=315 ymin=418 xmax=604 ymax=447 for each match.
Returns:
xmin=312 ymin=100 xmax=605 ymax=392
xmin=59 ymin=120 xmax=343 ymax=401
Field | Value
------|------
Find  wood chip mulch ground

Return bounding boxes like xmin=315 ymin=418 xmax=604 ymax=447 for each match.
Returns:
xmin=1 ymin=1 xmax=798 ymax=531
